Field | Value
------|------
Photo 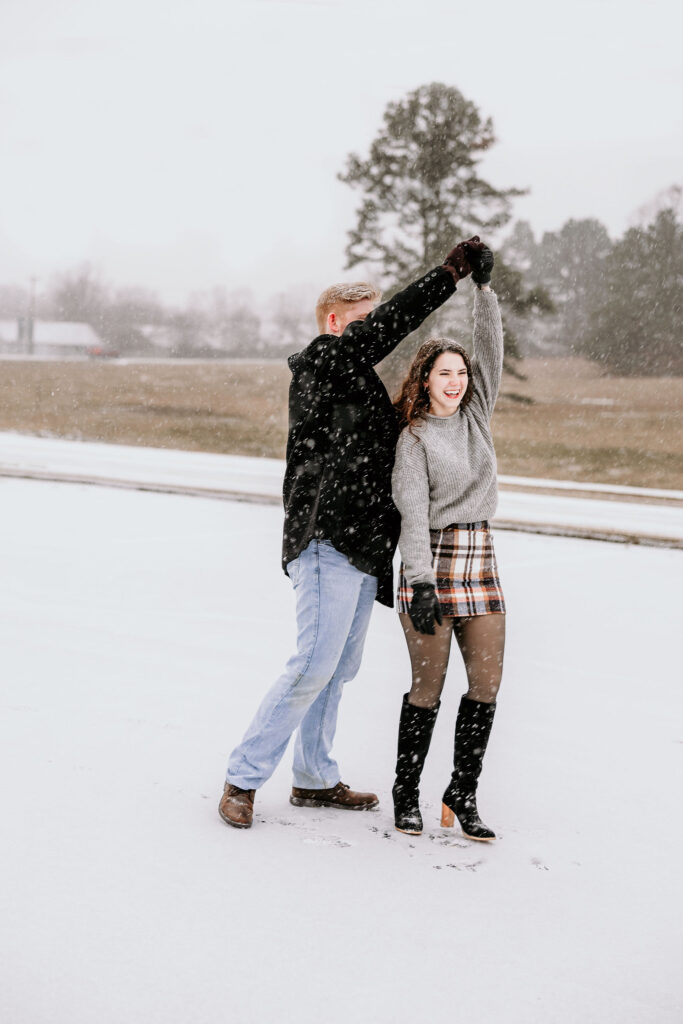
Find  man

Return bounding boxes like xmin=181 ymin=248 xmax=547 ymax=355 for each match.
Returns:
xmin=219 ymin=237 xmax=485 ymax=828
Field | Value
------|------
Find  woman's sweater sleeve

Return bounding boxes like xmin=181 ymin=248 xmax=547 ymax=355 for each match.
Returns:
xmin=470 ymin=289 xmax=504 ymax=418
xmin=392 ymin=430 xmax=436 ymax=587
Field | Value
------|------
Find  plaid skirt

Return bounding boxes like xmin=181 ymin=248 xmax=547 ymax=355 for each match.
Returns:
xmin=397 ymin=521 xmax=506 ymax=617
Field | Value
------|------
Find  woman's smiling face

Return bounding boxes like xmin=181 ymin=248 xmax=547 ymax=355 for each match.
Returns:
xmin=426 ymin=351 xmax=469 ymax=416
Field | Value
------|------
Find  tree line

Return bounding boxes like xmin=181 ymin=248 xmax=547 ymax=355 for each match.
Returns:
xmin=0 ymin=271 xmax=314 ymax=359
xmin=502 ymin=201 xmax=682 ymax=375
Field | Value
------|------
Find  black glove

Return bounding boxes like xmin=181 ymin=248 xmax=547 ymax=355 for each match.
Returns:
xmin=442 ymin=235 xmax=485 ymax=282
xmin=468 ymin=246 xmax=494 ymax=286
xmin=409 ymin=583 xmax=443 ymax=635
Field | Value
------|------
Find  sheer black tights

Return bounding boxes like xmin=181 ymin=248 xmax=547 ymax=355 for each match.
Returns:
xmin=399 ymin=613 xmax=506 ymax=709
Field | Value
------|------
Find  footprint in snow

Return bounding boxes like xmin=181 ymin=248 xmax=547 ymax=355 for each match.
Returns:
xmin=433 ymin=860 xmax=482 ymax=871
xmin=259 ymin=815 xmax=354 ymax=847
xmin=426 ymin=833 xmax=469 ymax=848
xmin=368 ymin=825 xmax=398 ymax=841
xmin=264 ymin=816 xmax=307 ymax=830
xmin=531 ymin=857 xmax=549 ymax=871
xmin=302 ymin=835 xmax=353 ymax=849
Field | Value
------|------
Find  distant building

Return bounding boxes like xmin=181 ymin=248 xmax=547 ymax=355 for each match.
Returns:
xmin=0 ymin=319 xmax=105 ymax=357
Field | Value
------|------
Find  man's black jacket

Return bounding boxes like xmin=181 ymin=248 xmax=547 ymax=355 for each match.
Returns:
xmin=281 ymin=266 xmax=457 ymax=607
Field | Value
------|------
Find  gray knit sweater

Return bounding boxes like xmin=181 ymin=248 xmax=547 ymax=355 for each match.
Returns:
xmin=392 ymin=288 xmax=504 ymax=586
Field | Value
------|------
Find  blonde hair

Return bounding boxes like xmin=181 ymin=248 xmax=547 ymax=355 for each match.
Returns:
xmin=315 ymin=282 xmax=382 ymax=334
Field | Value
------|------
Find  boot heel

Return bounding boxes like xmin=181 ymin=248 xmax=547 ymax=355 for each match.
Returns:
xmin=441 ymin=802 xmax=455 ymax=828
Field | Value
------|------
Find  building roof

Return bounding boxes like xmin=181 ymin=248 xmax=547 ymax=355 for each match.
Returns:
xmin=0 ymin=320 xmax=101 ymax=347
xmin=33 ymin=321 xmax=102 ymax=347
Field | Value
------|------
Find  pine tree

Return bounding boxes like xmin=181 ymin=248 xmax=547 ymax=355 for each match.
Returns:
xmin=338 ymin=82 xmax=544 ymax=386
xmin=582 ymin=209 xmax=683 ymax=375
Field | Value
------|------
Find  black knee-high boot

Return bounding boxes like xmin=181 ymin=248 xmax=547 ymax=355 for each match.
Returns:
xmin=441 ymin=696 xmax=497 ymax=841
xmin=392 ymin=694 xmax=439 ymax=835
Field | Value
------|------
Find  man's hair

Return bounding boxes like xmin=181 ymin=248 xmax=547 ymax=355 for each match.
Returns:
xmin=315 ymin=282 xmax=382 ymax=334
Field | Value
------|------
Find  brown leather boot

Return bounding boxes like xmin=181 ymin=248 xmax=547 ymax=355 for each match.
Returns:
xmin=290 ymin=781 xmax=378 ymax=810
xmin=219 ymin=783 xmax=255 ymax=829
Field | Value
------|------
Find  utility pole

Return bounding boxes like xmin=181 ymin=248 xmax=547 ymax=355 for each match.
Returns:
xmin=27 ymin=276 xmax=36 ymax=355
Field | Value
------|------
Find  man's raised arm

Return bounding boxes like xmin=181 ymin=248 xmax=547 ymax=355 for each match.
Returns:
xmin=338 ymin=237 xmax=486 ymax=367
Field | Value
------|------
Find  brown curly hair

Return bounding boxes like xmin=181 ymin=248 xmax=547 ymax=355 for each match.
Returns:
xmin=393 ymin=338 xmax=474 ymax=432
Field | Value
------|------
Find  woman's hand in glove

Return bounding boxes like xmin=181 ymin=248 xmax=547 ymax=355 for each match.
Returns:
xmin=409 ymin=583 xmax=444 ymax=635
xmin=468 ymin=245 xmax=494 ymax=286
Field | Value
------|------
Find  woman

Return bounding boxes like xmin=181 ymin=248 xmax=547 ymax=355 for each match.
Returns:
xmin=390 ymin=245 xmax=505 ymax=841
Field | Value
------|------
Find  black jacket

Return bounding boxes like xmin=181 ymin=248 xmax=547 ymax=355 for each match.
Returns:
xmin=281 ymin=266 xmax=457 ymax=606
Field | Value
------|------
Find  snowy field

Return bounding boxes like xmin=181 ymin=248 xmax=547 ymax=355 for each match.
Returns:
xmin=2 ymin=476 xmax=681 ymax=1024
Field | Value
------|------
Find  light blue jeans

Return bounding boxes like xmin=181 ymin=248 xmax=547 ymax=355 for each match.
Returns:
xmin=226 ymin=539 xmax=378 ymax=791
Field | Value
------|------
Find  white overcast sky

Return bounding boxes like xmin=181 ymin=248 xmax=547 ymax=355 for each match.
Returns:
xmin=1 ymin=0 xmax=681 ymax=305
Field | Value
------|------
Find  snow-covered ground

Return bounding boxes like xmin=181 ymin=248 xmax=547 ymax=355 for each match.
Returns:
xmin=2 ymin=476 xmax=681 ymax=1024
xmin=2 ymin=432 xmax=682 ymax=546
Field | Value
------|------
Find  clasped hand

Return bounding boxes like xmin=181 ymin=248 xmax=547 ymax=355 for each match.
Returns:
xmin=443 ymin=236 xmax=494 ymax=285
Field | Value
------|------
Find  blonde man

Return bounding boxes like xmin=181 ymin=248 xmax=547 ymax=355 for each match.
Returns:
xmin=220 ymin=239 xmax=484 ymax=828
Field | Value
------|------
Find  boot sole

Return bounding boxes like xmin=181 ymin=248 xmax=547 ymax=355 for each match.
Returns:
xmin=289 ymin=796 xmax=379 ymax=810
xmin=462 ymin=831 xmax=496 ymax=842
xmin=218 ymin=809 xmax=252 ymax=829
xmin=395 ymin=825 xmax=422 ymax=835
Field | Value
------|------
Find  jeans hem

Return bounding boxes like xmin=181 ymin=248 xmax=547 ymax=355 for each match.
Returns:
xmin=291 ymin=772 xmax=341 ymax=790
xmin=225 ymin=773 xmax=262 ymax=791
